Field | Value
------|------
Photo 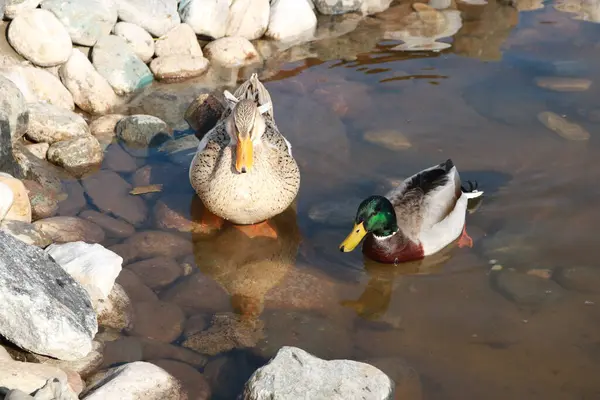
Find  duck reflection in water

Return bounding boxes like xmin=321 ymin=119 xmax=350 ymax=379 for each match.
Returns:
xmin=190 ymin=196 xmax=301 ymax=322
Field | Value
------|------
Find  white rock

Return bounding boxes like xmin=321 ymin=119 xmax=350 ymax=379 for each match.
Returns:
xmin=0 ymin=65 xmax=74 ymax=110
xmin=113 ymin=22 xmax=155 ymax=63
xmin=3 ymin=0 xmax=42 ymax=19
xmin=226 ymin=0 xmax=270 ymax=40
xmin=46 ymin=242 xmax=123 ymax=303
xmin=361 ymin=0 xmax=393 ymax=14
xmin=154 ymin=23 xmax=202 ymax=57
xmin=7 ymin=9 xmax=73 ymax=67
xmin=266 ymin=0 xmax=317 ymax=42
xmin=26 ymin=102 xmax=89 ymax=144
xmin=59 ymin=49 xmax=119 ymax=115
xmin=96 ymin=283 xmax=134 ymax=331
xmin=0 ymin=360 xmax=78 ymax=397
xmin=179 ymin=0 xmax=229 ymax=38
xmin=314 ymin=0 xmax=362 ymax=14
xmin=0 ymin=231 xmax=97 ymax=361
xmin=204 ymin=36 xmax=261 ymax=68
xmin=150 ymin=55 xmax=209 ymax=81
xmin=117 ymin=0 xmax=180 ymax=37
xmin=0 ymin=181 xmax=15 ymax=222
xmin=243 ymin=346 xmax=394 ymax=400
xmin=3 ymin=377 xmax=79 ymax=400
xmin=82 ymin=361 xmax=183 ymax=399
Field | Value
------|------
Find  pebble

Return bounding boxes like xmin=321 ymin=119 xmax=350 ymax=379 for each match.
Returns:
xmin=534 ymin=77 xmax=592 ymax=92
xmin=0 ymin=75 xmax=28 ymax=143
xmin=117 ymin=0 xmax=180 ymax=37
xmin=81 ymin=170 xmax=148 ymax=226
xmin=113 ymin=22 xmax=155 ymax=63
xmin=553 ymin=266 xmax=600 ymax=294
xmin=494 ymin=269 xmax=565 ymax=306
xmin=265 ymin=0 xmax=318 ymax=42
xmin=47 ymin=136 xmax=104 ymax=177
xmin=3 ymin=0 xmax=42 ymax=19
xmin=96 ymin=283 xmax=134 ymax=332
xmin=115 ymin=269 xmax=159 ymax=303
xmin=79 ymin=211 xmax=135 ymax=239
xmin=7 ymin=9 xmax=73 ymax=67
xmin=150 ymin=54 xmax=209 ymax=82
xmin=41 ymin=0 xmax=117 ymax=46
xmin=537 ymin=111 xmax=590 ymax=141
xmin=115 ymin=114 xmax=172 ymax=150
xmin=22 ymin=180 xmax=59 ymax=220
xmin=82 ymin=361 xmax=183 ymax=399
xmin=203 ymin=36 xmax=261 ymax=68
xmin=59 ymin=49 xmax=119 ymax=115
xmin=92 ymin=35 xmax=154 ymax=95
xmin=24 ymin=143 xmax=49 ymax=160
xmin=0 ymin=65 xmax=75 ymax=110
xmin=154 ymin=23 xmax=202 ymax=57
xmin=151 ymin=359 xmax=211 ymax=400
xmin=26 ymin=102 xmax=90 ymax=144
xmin=131 ymin=300 xmax=186 ymax=343
xmin=103 ymin=143 xmax=138 ymax=173
xmin=225 ymin=0 xmax=270 ymax=40
xmin=126 ymin=257 xmax=183 ymax=289
xmin=364 ymin=129 xmax=412 ymax=150
xmin=34 ymin=216 xmax=105 ymax=244
xmin=122 ymin=230 xmax=193 ymax=260
xmin=0 ymin=175 xmax=32 ymax=222
xmin=89 ymin=114 xmax=124 ymax=149
xmin=179 ymin=0 xmax=229 ymax=38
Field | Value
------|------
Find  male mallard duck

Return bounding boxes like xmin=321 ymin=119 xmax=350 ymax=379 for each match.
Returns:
xmin=339 ymin=159 xmax=483 ymax=264
xmin=189 ymin=74 xmax=300 ymax=237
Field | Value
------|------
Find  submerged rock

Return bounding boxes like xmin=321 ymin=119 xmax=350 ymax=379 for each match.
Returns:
xmin=151 ymin=359 xmax=211 ymax=400
xmin=0 ymin=231 xmax=97 ymax=360
xmin=537 ymin=111 xmax=590 ymax=141
xmin=363 ymin=129 xmax=411 ymax=151
xmin=23 ymin=180 xmax=59 ymax=220
xmin=553 ymin=266 xmax=600 ymax=294
xmin=130 ymin=300 xmax=186 ymax=343
xmin=116 ymin=269 xmax=158 ymax=303
xmin=534 ymin=77 xmax=592 ymax=92
xmin=126 ymin=256 xmax=182 ymax=289
xmin=79 ymin=210 xmax=135 ymax=239
xmin=33 ymin=216 xmax=105 ymax=244
xmin=493 ymin=269 xmax=565 ymax=306
xmin=243 ymin=346 xmax=394 ymax=400
xmin=314 ymin=0 xmax=362 ymax=14
xmin=122 ymin=230 xmax=193 ymax=260
xmin=96 ymin=283 xmax=134 ymax=332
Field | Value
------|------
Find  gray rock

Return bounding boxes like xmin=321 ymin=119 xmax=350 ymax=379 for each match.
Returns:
xmin=115 ymin=114 xmax=172 ymax=153
xmin=12 ymin=145 xmax=69 ymax=196
xmin=0 ymin=219 xmax=52 ymax=247
xmin=493 ymin=269 xmax=565 ymax=306
xmin=113 ymin=22 xmax=155 ymax=63
xmin=47 ymin=136 xmax=103 ymax=177
xmin=0 ymin=75 xmax=28 ymax=144
xmin=96 ymin=283 xmax=134 ymax=332
xmin=7 ymin=9 xmax=72 ymax=67
xmin=314 ymin=0 xmax=363 ymax=14
xmin=92 ymin=35 xmax=154 ymax=95
xmin=117 ymin=0 xmax=180 ymax=37
xmin=26 ymin=103 xmax=89 ymax=144
xmin=3 ymin=0 xmax=41 ymax=19
xmin=553 ymin=266 xmax=600 ymax=294
xmin=243 ymin=346 xmax=394 ymax=400
xmin=0 ymin=230 xmax=97 ymax=360
xmin=41 ymin=0 xmax=117 ymax=46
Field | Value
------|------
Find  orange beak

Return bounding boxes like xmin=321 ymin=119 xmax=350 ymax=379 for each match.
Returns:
xmin=235 ymin=136 xmax=253 ymax=173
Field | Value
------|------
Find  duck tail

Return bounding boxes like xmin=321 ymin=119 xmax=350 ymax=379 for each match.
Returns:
xmin=231 ymin=73 xmax=274 ymax=116
xmin=461 ymin=180 xmax=484 ymax=199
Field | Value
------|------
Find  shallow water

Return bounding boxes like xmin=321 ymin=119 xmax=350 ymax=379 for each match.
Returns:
xmin=68 ymin=1 xmax=600 ymax=398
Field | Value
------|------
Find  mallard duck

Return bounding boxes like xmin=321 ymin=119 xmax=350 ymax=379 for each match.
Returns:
xmin=189 ymin=74 xmax=300 ymax=236
xmin=339 ymin=159 xmax=483 ymax=264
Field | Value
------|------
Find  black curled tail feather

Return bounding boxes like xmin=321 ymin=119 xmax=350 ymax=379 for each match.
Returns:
xmin=461 ymin=180 xmax=479 ymax=193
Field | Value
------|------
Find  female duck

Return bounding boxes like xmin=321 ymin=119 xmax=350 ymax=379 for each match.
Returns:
xmin=189 ymin=74 xmax=300 ymax=235
xmin=339 ymin=159 xmax=483 ymax=264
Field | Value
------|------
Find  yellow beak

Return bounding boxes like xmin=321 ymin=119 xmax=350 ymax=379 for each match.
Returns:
xmin=339 ymin=222 xmax=368 ymax=252
xmin=235 ymin=136 xmax=253 ymax=173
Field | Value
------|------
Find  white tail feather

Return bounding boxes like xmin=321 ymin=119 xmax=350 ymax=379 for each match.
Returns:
xmin=463 ymin=190 xmax=483 ymax=199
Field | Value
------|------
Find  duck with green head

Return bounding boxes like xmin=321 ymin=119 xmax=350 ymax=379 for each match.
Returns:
xmin=339 ymin=159 xmax=483 ymax=264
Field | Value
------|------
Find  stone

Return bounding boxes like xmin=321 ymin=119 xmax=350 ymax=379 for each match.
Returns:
xmin=3 ymin=377 xmax=79 ymax=400
xmin=7 ymin=9 xmax=72 ymax=67
xmin=56 ymin=179 xmax=86 ymax=216
xmin=182 ymin=314 xmax=209 ymax=337
xmin=41 ymin=0 xmax=117 ymax=46
xmin=314 ymin=0 xmax=362 ymax=14
xmin=553 ymin=266 xmax=600 ymax=294
xmin=225 ymin=0 xmax=270 ymax=40
xmin=184 ymin=93 xmax=225 ymax=134
xmin=179 ymin=0 xmax=229 ymax=38
xmin=122 ymin=230 xmax=193 ymax=260
xmin=0 ymin=175 xmax=31 ymax=222
xmin=59 ymin=49 xmax=119 ymax=115
xmin=150 ymin=55 xmax=209 ymax=82
xmin=159 ymin=272 xmax=230 ymax=316
xmin=33 ymin=216 xmax=105 ymax=244
xmin=12 ymin=145 xmax=68 ymax=195
xmin=22 ymin=179 xmax=58 ymax=220
xmin=131 ymin=162 xmax=188 ymax=194
xmin=204 ymin=37 xmax=261 ymax=68
xmin=537 ymin=111 xmax=590 ymax=141
xmin=0 ymin=75 xmax=28 ymax=143
xmin=96 ymin=283 xmax=134 ymax=331
xmin=362 ymin=0 xmax=393 ymax=14
xmin=0 ymin=361 xmax=79 ymax=397
xmin=89 ymin=114 xmax=124 ymax=149
xmin=157 ymin=134 xmax=200 ymax=166
xmin=154 ymin=23 xmax=202 ymax=57
xmin=0 ymin=181 xmax=14 ymax=221
xmin=204 ymin=353 xmax=256 ymax=400
xmin=116 ymin=114 xmax=171 ymax=148
xmin=131 ymin=300 xmax=186 ymax=343
xmin=3 ymin=0 xmax=42 ymax=19
xmin=46 ymin=241 xmax=123 ymax=303
xmin=113 ymin=22 xmax=155 ymax=63
xmin=151 ymin=359 xmax=211 ymax=400
xmin=103 ymin=143 xmax=138 ymax=173
xmin=126 ymin=257 xmax=182 ymax=289
xmin=265 ymin=0 xmax=317 ymax=42
xmin=115 ymin=269 xmax=159 ymax=303
xmin=534 ymin=77 xmax=592 ymax=92
xmin=0 ymin=231 xmax=97 ymax=360
xmin=92 ymin=35 xmax=154 ymax=95
xmin=99 ymin=336 xmax=143 ymax=366
xmin=0 ymin=219 xmax=52 ymax=247
xmin=243 ymin=347 xmax=394 ymax=400
xmin=152 ymin=194 xmax=204 ymax=233
xmin=363 ymin=129 xmax=412 ymax=150
xmin=493 ymin=269 xmax=565 ymax=306
xmin=79 ymin=210 xmax=135 ymax=239
xmin=26 ymin=103 xmax=89 ymax=144
xmin=24 ymin=143 xmax=49 ymax=160
xmin=47 ymin=136 xmax=104 ymax=177
xmin=363 ymin=357 xmax=422 ymax=400
xmin=0 ymin=65 xmax=74 ymax=110
xmin=82 ymin=361 xmax=184 ymax=399
xmin=117 ymin=0 xmax=180 ymax=37
xmin=140 ymin=337 xmax=207 ymax=367
xmin=35 ymin=341 xmax=104 ymax=379
xmin=82 ymin=170 xmax=148 ymax=226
